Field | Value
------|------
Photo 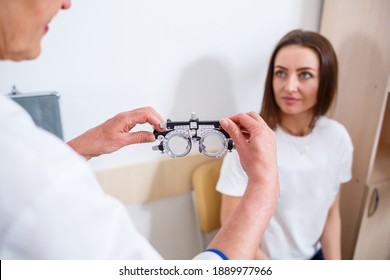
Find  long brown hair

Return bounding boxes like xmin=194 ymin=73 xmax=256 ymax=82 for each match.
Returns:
xmin=260 ymin=29 xmax=338 ymax=129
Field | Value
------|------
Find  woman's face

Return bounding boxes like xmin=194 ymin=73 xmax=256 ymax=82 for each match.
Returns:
xmin=0 ymin=0 xmax=71 ymax=61
xmin=273 ymin=45 xmax=320 ymax=119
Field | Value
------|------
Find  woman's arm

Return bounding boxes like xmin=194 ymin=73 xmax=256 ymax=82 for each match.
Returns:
xmin=255 ymin=247 xmax=270 ymax=260
xmin=320 ymin=191 xmax=342 ymax=259
xmin=220 ymin=194 xmax=241 ymax=225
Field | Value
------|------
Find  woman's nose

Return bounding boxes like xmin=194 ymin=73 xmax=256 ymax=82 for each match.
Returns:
xmin=285 ymin=75 xmax=299 ymax=93
xmin=62 ymin=0 xmax=72 ymax=9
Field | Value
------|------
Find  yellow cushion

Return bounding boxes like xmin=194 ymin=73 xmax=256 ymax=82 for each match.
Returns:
xmin=192 ymin=159 xmax=223 ymax=233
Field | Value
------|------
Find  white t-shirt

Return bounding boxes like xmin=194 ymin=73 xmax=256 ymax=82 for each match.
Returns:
xmin=0 ymin=95 xmax=220 ymax=260
xmin=217 ymin=117 xmax=353 ymax=259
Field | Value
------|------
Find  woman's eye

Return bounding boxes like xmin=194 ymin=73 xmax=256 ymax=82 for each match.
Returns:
xmin=275 ymin=71 xmax=285 ymax=78
xmin=300 ymin=72 xmax=312 ymax=79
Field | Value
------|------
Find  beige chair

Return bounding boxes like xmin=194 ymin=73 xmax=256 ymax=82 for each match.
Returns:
xmin=191 ymin=159 xmax=223 ymax=249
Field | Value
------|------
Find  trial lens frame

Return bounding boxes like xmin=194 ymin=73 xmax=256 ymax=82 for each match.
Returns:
xmin=152 ymin=113 xmax=234 ymax=158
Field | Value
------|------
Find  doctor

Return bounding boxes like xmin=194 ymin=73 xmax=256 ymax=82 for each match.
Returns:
xmin=0 ymin=0 xmax=279 ymax=259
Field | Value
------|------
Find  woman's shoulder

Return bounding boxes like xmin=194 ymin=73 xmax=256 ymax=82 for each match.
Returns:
xmin=316 ymin=117 xmax=353 ymax=147
xmin=316 ymin=116 xmax=348 ymax=133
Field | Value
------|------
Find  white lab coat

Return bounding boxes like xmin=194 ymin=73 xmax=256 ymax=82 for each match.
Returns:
xmin=0 ymin=95 xmax=219 ymax=260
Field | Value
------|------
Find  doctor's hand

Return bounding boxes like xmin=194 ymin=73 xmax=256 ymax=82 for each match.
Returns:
xmin=207 ymin=112 xmax=278 ymax=259
xmin=220 ymin=112 xmax=277 ymax=182
xmin=67 ymin=107 xmax=164 ymax=160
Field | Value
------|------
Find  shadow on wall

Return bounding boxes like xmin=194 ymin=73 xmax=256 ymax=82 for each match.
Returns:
xmin=298 ymin=0 xmax=322 ymax=31
xmin=144 ymin=58 xmax=237 ymax=259
xmin=169 ymin=57 xmax=237 ymax=120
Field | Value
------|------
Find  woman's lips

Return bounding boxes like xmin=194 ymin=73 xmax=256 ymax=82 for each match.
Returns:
xmin=282 ymin=96 xmax=301 ymax=105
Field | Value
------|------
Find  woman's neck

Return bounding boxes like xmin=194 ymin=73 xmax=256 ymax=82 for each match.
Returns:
xmin=279 ymin=112 xmax=315 ymax=136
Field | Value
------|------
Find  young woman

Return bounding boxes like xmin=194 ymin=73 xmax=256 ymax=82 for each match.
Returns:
xmin=217 ymin=29 xmax=353 ymax=260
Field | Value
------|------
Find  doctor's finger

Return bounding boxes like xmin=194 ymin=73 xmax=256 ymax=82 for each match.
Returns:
xmin=117 ymin=107 xmax=165 ymax=131
xmin=126 ymin=131 xmax=156 ymax=145
xmin=228 ymin=112 xmax=265 ymax=136
xmin=220 ymin=116 xmax=249 ymax=145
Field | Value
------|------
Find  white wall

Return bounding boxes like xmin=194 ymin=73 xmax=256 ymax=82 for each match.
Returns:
xmin=0 ymin=0 xmax=322 ymax=171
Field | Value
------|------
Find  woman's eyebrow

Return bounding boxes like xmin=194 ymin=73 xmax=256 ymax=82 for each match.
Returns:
xmin=274 ymin=65 xmax=287 ymax=70
xmin=297 ymin=67 xmax=317 ymax=72
xmin=274 ymin=65 xmax=317 ymax=72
